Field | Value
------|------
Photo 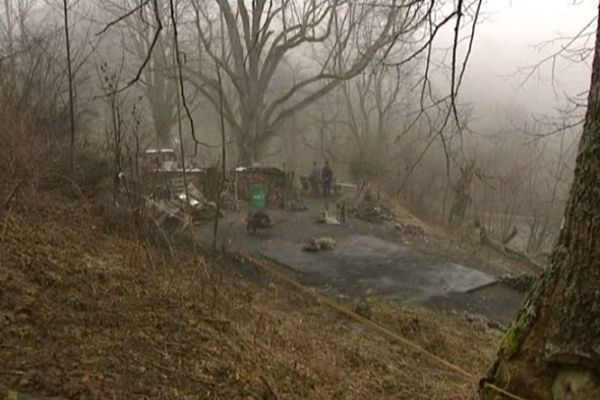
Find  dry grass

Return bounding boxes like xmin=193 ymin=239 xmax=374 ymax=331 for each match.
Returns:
xmin=0 ymin=186 xmax=498 ymax=400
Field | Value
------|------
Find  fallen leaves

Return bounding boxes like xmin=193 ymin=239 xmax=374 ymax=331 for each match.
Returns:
xmin=0 ymin=192 xmax=494 ymax=400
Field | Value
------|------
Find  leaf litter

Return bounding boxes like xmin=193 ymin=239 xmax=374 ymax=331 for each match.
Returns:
xmin=0 ymin=190 xmax=498 ymax=399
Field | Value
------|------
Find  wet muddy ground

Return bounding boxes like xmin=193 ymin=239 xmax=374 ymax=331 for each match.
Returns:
xmin=198 ymin=201 xmax=525 ymax=325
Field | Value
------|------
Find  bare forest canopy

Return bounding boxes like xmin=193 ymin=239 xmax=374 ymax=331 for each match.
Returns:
xmin=0 ymin=0 xmax=594 ymax=255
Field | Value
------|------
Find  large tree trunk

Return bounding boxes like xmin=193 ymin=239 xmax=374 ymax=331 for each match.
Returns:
xmin=237 ymin=104 xmax=269 ymax=165
xmin=480 ymin=6 xmax=600 ymax=399
xmin=140 ymin=34 xmax=176 ymax=148
xmin=237 ymin=130 xmax=265 ymax=166
xmin=151 ymin=99 xmax=174 ymax=148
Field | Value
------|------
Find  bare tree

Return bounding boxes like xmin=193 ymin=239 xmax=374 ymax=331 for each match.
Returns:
xmin=98 ymin=59 xmax=126 ymax=201
xmin=184 ymin=0 xmax=481 ymax=165
xmin=0 ymin=1 xmax=76 ymax=142
xmin=62 ymin=0 xmax=75 ymax=171
xmin=0 ymin=0 xmax=100 ymax=154
xmin=448 ymin=158 xmax=475 ymax=226
xmin=99 ymin=0 xmax=182 ymax=147
xmin=336 ymin=64 xmax=406 ymax=150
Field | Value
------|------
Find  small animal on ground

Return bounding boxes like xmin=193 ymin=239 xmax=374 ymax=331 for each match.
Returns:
xmin=302 ymin=237 xmax=336 ymax=252
xmin=246 ymin=211 xmax=280 ymax=234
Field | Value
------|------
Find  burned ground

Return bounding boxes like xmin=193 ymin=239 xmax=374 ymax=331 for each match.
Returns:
xmin=198 ymin=195 xmax=530 ymax=326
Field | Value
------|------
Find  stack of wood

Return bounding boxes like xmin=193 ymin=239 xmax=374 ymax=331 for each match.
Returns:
xmin=233 ymin=167 xmax=287 ymax=209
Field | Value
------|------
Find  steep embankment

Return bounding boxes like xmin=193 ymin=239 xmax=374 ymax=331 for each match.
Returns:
xmin=0 ymin=189 xmax=498 ymax=399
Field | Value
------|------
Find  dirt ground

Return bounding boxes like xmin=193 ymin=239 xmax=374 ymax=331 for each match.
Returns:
xmin=206 ymin=195 xmax=533 ymax=275
xmin=0 ymin=187 xmax=499 ymax=400
xmin=198 ymin=194 xmax=529 ymax=325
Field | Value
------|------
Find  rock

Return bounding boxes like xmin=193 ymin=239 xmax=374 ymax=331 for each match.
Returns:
xmin=355 ymin=301 xmax=372 ymax=319
xmin=302 ymin=237 xmax=336 ymax=252
xmin=393 ymin=221 xmax=425 ymax=237
xmin=465 ymin=313 xmax=505 ymax=333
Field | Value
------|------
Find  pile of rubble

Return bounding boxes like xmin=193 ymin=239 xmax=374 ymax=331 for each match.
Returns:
xmin=393 ymin=221 xmax=425 ymax=237
xmin=147 ymin=182 xmax=223 ymax=231
xmin=350 ymin=199 xmax=395 ymax=223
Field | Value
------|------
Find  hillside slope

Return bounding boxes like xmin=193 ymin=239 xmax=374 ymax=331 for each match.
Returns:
xmin=0 ymin=189 xmax=497 ymax=399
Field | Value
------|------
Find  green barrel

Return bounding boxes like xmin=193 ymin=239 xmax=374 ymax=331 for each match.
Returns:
xmin=250 ymin=183 xmax=266 ymax=210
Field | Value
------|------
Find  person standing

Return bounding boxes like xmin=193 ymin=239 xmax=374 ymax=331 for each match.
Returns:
xmin=321 ymin=160 xmax=333 ymax=198
xmin=309 ymin=161 xmax=320 ymax=196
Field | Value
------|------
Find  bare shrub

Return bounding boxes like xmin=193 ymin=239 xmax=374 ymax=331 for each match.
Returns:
xmin=0 ymin=69 xmax=55 ymax=185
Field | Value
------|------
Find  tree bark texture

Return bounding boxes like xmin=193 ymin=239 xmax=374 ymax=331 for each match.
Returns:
xmin=481 ymin=5 xmax=600 ymax=399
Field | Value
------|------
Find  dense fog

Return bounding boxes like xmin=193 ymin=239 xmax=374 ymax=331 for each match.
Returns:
xmin=1 ymin=0 xmax=595 ymax=256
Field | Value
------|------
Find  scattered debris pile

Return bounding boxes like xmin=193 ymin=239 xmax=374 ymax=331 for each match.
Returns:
xmin=146 ymin=182 xmax=222 ymax=231
xmin=181 ymin=183 xmax=222 ymax=220
xmin=350 ymin=199 xmax=395 ymax=223
xmin=394 ymin=221 xmax=425 ymax=237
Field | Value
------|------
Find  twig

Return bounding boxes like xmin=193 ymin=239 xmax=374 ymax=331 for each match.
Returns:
xmin=449 ymin=0 xmax=464 ymax=127
xmin=102 ymin=0 xmax=163 ymax=95
xmin=0 ymin=370 xmax=26 ymax=376
xmin=168 ymin=0 xmax=197 ymax=260
xmin=148 ymin=211 xmax=176 ymax=260
xmin=4 ymin=180 xmax=24 ymax=210
xmin=59 ymin=174 xmax=87 ymax=202
xmin=260 ymin=376 xmax=280 ymax=400
xmin=212 ymin=63 xmax=227 ymax=254
xmin=63 ymin=0 xmax=76 ymax=173
xmin=96 ymin=0 xmax=151 ymax=36
xmin=169 ymin=0 xmax=199 ymax=156
xmin=517 ymin=15 xmax=597 ymax=88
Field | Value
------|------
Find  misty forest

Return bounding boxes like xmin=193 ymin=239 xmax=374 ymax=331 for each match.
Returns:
xmin=1 ymin=0 xmax=599 ymax=399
